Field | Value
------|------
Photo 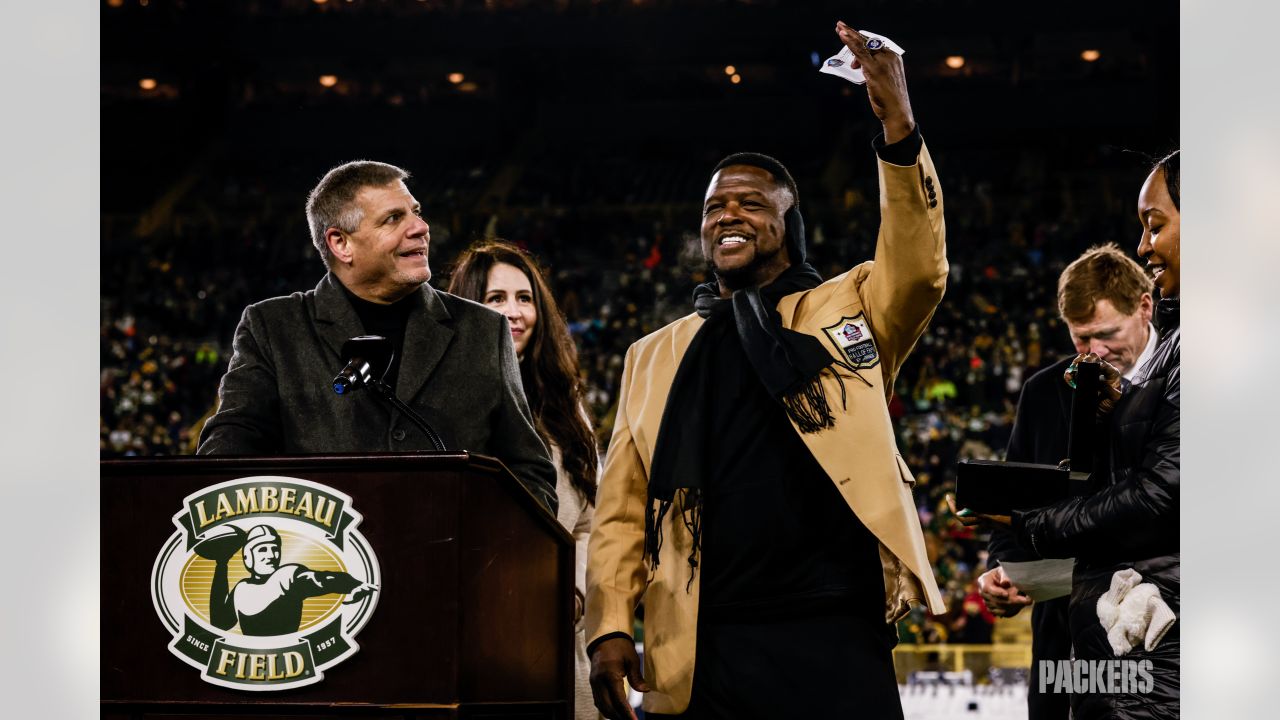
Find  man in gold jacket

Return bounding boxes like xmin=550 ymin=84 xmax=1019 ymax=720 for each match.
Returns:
xmin=586 ymin=21 xmax=946 ymax=719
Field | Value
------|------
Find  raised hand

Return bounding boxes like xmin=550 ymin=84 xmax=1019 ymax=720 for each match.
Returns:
xmin=1064 ymin=352 xmax=1125 ymax=415
xmin=835 ymin=20 xmax=915 ymax=143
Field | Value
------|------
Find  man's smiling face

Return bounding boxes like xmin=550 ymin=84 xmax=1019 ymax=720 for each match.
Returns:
xmin=700 ymin=165 xmax=792 ymax=293
xmin=339 ymin=180 xmax=432 ymax=302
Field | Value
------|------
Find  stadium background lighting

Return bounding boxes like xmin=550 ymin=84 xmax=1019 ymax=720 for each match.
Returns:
xmin=730 ymin=74 xmax=741 ymax=84
xmin=1082 ymin=49 xmax=1101 ymax=62
xmin=724 ymin=65 xmax=736 ymax=76
xmin=459 ymin=82 xmax=478 ymax=93
xmin=319 ymin=75 xmax=338 ymax=88
xmin=945 ymin=56 xmax=965 ymax=69
xmin=449 ymin=73 xmax=465 ymax=84
xmin=138 ymin=78 xmax=157 ymax=91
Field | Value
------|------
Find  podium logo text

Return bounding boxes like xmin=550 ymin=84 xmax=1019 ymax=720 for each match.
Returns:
xmin=151 ymin=476 xmax=381 ymax=691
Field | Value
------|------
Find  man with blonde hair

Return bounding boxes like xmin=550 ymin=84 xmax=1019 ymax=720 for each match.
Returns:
xmin=979 ymin=243 xmax=1156 ymax=719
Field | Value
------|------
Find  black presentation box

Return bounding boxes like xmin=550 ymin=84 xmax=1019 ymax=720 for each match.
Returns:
xmin=955 ymin=459 xmax=1071 ymax=516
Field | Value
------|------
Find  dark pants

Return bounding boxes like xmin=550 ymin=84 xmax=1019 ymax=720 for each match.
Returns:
xmin=648 ymin=611 xmax=904 ymax=720
xmin=1029 ymin=596 xmax=1072 ymax=720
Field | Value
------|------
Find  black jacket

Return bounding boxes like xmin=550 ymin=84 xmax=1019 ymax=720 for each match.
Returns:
xmin=1015 ymin=299 xmax=1180 ymax=719
xmin=197 ymin=273 xmax=559 ymax=515
xmin=988 ymin=355 xmax=1074 ymax=720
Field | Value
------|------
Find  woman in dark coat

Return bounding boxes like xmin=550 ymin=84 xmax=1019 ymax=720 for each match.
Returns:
xmin=955 ymin=151 xmax=1180 ymax=719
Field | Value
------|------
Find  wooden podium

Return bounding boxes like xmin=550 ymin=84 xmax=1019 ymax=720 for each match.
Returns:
xmin=102 ymin=453 xmax=574 ymax=719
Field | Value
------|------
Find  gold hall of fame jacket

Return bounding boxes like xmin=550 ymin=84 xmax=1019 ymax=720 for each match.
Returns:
xmin=584 ymin=141 xmax=949 ymax=714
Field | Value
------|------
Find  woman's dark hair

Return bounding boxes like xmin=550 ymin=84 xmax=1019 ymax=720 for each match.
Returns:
xmin=1153 ymin=150 xmax=1179 ymax=210
xmin=447 ymin=240 xmax=599 ymax=505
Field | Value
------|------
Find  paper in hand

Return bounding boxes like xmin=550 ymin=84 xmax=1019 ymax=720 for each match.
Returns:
xmin=818 ymin=31 xmax=906 ymax=86
xmin=999 ymin=558 xmax=1075 ymax=602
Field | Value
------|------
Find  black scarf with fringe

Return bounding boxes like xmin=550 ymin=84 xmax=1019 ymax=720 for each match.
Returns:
xmin=644 ymin=263 xmax=857 ymax=588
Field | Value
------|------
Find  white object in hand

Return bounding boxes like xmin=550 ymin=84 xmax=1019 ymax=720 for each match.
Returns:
xmin=818 ymin=30 xmax=906 ymax=86
xmin=1096 ymin=568 xmax=1177 ymax=655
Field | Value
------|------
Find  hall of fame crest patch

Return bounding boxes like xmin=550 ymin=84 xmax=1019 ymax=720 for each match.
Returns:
xmin=150 ymin=476 xmax=381 ymax=691
xmin=822 ymin=313 xmax=880 ymax=369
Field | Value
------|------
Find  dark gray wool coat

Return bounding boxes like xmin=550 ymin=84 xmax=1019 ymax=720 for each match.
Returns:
xmin=198 ymin=273 xmax=558 ymax=515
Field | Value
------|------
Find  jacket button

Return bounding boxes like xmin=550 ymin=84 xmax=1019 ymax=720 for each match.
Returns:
xmin=392 ymin=429 xmax=406 ymax=441
xmin=925 ymin=176 xmax=934 ymax=188
xmin=929 ymin=199 xmax=938 ymax=208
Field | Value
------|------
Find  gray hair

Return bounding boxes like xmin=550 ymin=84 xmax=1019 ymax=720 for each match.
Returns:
xmin=306 ymin=160 xmax=410 ymax=268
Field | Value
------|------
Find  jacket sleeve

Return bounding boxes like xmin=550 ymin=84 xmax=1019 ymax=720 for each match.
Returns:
xmin=491 ymin=315 xmax=559 ymax=516
xmin=584 ymin=343 xmax=649 ymax=648
xmin=986 ymin=375 xmax=1044 ymax=568
xmin=1015 ymin=363 xmax=1179 ymax=559
xmin=197 ymin=304 xmax=284 ymax=455
xmin=858 ymin=131 xmax=949 ymax=384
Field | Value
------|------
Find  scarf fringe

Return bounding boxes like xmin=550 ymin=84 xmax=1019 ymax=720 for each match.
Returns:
xmin=680 ymin=492 xmax=703 ymax=592
xmin=644 ymin=498 xmax=669 ymax=569
xmin=782 ymin=376 xmax=837 ymax=432
xmin=644 ymin=488 xmax=704 ymax=592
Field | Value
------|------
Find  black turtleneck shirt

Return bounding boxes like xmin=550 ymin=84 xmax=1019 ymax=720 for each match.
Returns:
xmin=341 ymin=284 xmax=415 ymax=389
xmin=698 ymin=329 xmax=886 ymax=623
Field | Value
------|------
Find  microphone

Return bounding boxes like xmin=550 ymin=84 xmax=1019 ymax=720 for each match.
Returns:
xmin=333 ymin=335 xmax=394 ymax=395
xmin=330 ymin=334 xmax=448 ymax=451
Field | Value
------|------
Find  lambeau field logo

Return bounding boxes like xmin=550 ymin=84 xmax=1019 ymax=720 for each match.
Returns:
xmin=151 ymin=476 xmax=381 ymax=691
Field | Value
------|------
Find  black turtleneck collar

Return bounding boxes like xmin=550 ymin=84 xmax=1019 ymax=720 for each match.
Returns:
xmin=339 ymin=282 xmax=416 ymax=388
xmin=342 ymin=284 xmax=415 ymax=321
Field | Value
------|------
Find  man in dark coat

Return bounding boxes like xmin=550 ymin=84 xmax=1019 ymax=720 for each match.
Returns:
xmin=983 ymin=243 xmax=1157 ymax=719
xmin=1006 ymin=155 xmax=1181 ymax=720
xmin=197 ymin=160 xmax=558 ymax=514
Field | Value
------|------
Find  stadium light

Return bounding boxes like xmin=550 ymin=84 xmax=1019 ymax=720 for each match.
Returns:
xmin=945 ymin=56 xmax=965 ymax=69
xmin=459 ymin=82 xmax=478 ymax=93
xmin=1081 ymin=49 xmax=1101 ymax=62
xmin=107 ymin=0 xmax=123 ymax=7
xmin=730 ymin=74 xmax=742 ymax=85
xmin=313 ymin=0 xmax=328 ymax=5
xmin=319 ymin=75 xmax=338 ymax=88
xmin=139 ymin=78 xmax=157 ymax=91
xmin=724 ymin=65 xmax=736 ymax=76
xmin=448 ymin=73 xmax=465 ymax=84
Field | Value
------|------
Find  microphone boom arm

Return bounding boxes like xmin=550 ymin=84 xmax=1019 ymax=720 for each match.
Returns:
xmin=331 ymin=335 xmax=447 ymax=452
xmin=366 ymin=378 xmax=447 ymax=452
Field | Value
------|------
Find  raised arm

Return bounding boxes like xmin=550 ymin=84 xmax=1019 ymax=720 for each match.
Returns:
xmin=295 ymin=568 xmax=377 ymax=603
xmin=836 ymin=22 xmax=948 ymax=381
